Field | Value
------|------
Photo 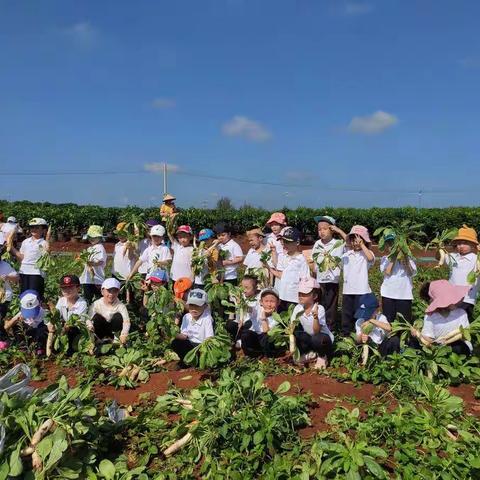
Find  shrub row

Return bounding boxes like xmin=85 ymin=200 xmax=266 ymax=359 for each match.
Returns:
xmin=1 ymin=200 xmax=480 ymax=239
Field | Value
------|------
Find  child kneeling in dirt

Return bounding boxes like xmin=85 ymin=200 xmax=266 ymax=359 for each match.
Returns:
xmin=87 ymin=278 xmax=131 ymax=346
xmin=291 ymin=277 xmax=334 ymax=370
xmin=171 ymin=289 xmax=214 ymax=365
xmin=411 ymin=280 xmax=472 ymax=355
xmin=354 ymin=293 xmax=400 ymax=357
xmin=4 ymin=290 xmax=47 ymax=355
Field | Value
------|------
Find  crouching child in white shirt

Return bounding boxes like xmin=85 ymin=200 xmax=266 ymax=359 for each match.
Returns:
xmin=354 ymin=293 xmax=400 ymax=358
xmin=171 ymin=289 xmax=214 ymax=365
xmin=292 ymin=277 xmax=334 ymax=370
xmin=87 ymin=278 xmax=131 ymax=346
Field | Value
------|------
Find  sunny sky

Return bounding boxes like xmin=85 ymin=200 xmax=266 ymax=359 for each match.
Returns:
xmin=1 ymin=0 xmax=479 ymax=209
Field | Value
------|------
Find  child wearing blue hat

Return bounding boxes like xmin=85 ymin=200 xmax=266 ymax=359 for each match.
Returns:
xmin=192 ymin=228 xmax=221 ymax=288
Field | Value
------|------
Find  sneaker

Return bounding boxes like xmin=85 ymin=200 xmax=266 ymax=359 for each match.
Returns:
xmin=235 ymin=340 xmax=242 ymax=350
xmin=304 ymin=352 xmax=317 ymax=363
xmin=313 ymin=357 xmax=328 ymax=371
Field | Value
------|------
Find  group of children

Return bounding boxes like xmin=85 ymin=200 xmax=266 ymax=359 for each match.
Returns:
xmin=0 ymin=203 xmax=478 ymax=369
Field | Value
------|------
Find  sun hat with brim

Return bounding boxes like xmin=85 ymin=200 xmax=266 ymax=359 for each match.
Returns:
xmin=7 ymin=216 xmax=17 ymax=224
xmin=260 ymin=287 xmax=280 ymax=300
xmin=452 ymin=225 xmax=478 ymax=246
xmin=187 ymin=289 xmax=208 ymax=306
xmin=176 ymin=225 xmax=193 ymax=235
xmin=279 ymin=226 xmax=301 ymax=243
xmin=348 ymin=225 xmax=371 ymax=244
xmin=150 ymin=225 xmax=166 ymax=237
xmin=149 ymin=269 xmax=169 ymax=284
xmin=20 ymin=290 xmax=40 ymax=319
xmin=266 ymin=212 xmax=287 ymax=226
xmin=425 ymin=280 xmax=470 ymax=314
xmin=28 ymin=218 xmax=48 ymax=227
xmin=102 ymin=278 xmax=121 ymax=290
xmin=163 ymin=194 xmax=176 ymax=202
xmin=113 ymin=222 xmax=127 ymax=235
xmin=174 ymin=277 xmax=193 ymax=299
xmin=246 ymin=228 xmax=265 ymax=238
xmin=87 ymin=225 xmax=104 ymax=238
xmin=198 ymin=228 xmax=215 ymax=241
xmin=354 ymin=293 xmax=379 ymax=320
xmin=298 ymin=277 xmax=320 ymax=294
xmin=60 ymin=275 xmax=80 ymax=288
xmin=314 ymin=215 xmax=336 ymax=226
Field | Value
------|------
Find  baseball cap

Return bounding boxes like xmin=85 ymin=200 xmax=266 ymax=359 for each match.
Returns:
xmin=28 ymin=218 xmax=48 ymax=227
xmin=150 ymin=225 xmax=166 ymax=237
xmin=354 ymin=293 xmax=379 ymax=320
xmin=20 ymin=290 xmax=41 ymax=319
xmin=198 ymin=228 xmax=215 ymax=241
xmin=260 ymin=287 xmax=280 ymax=300
xmin=279 ymin=226 xmax=301 ymax=243
xmin=298 ymin=277 xmax=319 ymax=294
xmin=7 ymin=216 xmax=17 ymax=224
xmin=314 ymin=215 xmax=336 ymax=225
xmin=60 ymin=275 xmax=80 ymax=288
xmin=187 ymin=289 xmax=208 ymax=306
xmin=149 ymin=269 xmax=169 ymax=284
xmin=102 ymin=278 xmax=121 ymax=290
xmin=176 ymin=225 xmax=193 ymax=235
xmin=174 ymin=277 xmax=193 ymax=299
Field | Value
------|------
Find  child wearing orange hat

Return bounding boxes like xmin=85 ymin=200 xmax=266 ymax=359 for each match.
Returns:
xmin=444 ymin=225 xmax=479 ymax=320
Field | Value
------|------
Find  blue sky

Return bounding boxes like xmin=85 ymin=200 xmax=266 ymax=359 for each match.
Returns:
xmin=1 ymin=0 xmax=479 ymax=209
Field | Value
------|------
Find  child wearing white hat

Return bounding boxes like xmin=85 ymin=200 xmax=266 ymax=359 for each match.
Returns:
xmin=80 ymin=225 xmax=107 ymax=303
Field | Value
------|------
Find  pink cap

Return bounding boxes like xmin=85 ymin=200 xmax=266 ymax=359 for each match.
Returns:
xmin=348 ymin=225 xmax=371 ymax=244
xmin=176 ymin=225 xmax=193 ymax=235
xmin=426 ymin=280 xmax=470 ymax=314
xmin=266 ymin=212 xmax=287 ymax=226
xmin=298 ymin=277 xmax=320 ymax=294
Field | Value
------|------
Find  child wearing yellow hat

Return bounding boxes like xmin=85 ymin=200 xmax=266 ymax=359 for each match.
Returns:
xmin=444 ymin=225 xmax=479 ymax=320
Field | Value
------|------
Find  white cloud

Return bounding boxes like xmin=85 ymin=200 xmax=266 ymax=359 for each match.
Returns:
xmin=459 ymin=57 xmax=480 ymax=69
xmin=144 ymin=163 xmax=181 ymax=173
xmin=64 ymin=21 xmax=97 ymax=48
xmin=151 ymin=97 xmax=176 ymax=109
xmin=348 ymin=110 xmax=398 ymax=135
xmin=222 ymin=115 xmax=272 ymax=142
xmin=344 ymin=2 xmax=373 ymax=15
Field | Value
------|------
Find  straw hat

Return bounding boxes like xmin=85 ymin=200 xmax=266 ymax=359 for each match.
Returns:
xmin=163 ymin=193 xmax=176 ymax=201
xmin=452 ymin=225 xmax=478 ymax=246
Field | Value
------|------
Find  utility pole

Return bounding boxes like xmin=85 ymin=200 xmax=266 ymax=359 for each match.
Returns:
xmin=163 ymin=163 xmax=167 ymax=194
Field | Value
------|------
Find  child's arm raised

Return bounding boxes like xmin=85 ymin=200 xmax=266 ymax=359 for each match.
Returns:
xmin=357 ymin=236 xmax=375 ymax=262
xmin=4 ymin=313 xmax=22 ymax=332
xmin=330 ymin=225 xmax=347 ymax=241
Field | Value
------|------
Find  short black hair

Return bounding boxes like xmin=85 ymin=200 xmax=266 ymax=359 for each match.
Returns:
xmin=213 ymin=222 xmax=232 ymax=234
xmin=419 ymin=282 xmax=431 ymax=302
xmin=242 ymin=275 xmax=258 ymax=286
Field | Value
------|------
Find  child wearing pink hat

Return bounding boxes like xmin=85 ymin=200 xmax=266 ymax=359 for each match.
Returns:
xmin=168 ymin=225 xmax=194 ymax=282
xmin=340 ymin=225 xmax=375 ymax=336
xmin=411 ymin=280 xmax=472 ymax=356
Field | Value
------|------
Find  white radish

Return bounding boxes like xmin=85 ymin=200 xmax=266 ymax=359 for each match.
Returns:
xmin=31 ymin=419 xmax=55 ymax=446
xmin=437 ymin=249 xmax=446 ymax=268
xmin=176 ymin=399 xmax=193 ymax=410
xmin=129 ymin=366 xmax=141 ymax=382
xmin=163 ymin=432 xmax=192 ymax=457
xmin=46 ymin=331 xmax=54 ymax=358
xmin=20 ymin=446 xmax=35 ymax=456
xmin=289 ymin=333 xmax=296 ymax=355
xmin=361 ymin=344 xmax=369 ymax=366
xmin=32 ymin=450 xmax=43 ymax=471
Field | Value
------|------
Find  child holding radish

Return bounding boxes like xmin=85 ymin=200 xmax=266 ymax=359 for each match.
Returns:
xmin=291 ymin=277 xmax=334 ymax=370
xmin=213 ymin=223 xmax=244 ymax=285
xmin=0 ymin=237 xmax=18 ymax=344
xmin=168 ymin=225 xmax=194 ymax=282
xmin=192 ymin=228 xmax=221 ymax=288
xmin=112 ymin=222 xmax=138 ymax=283
xmin=265 ymin=212 xmax=287 ymax=290
xmin=411 ymin=280 xmax=472 ymax=355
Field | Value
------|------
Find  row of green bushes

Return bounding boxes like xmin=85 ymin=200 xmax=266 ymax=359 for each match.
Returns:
xmin=1 ymin=200 xmax=480 ymax=239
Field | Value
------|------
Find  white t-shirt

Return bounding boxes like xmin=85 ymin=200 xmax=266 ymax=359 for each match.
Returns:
xmin=112 ymin=241 xmax=137 ymax=280
xmin=180 ymin=309 xmax=214 ymax=344
xmin=312 ymin=238 xmax=344 ymax=284
xmin=1 ymin=223 xmax=17 ymax=237
xmin=277 ymin=253 xmax=311 ymax=303
xmin=80 ymin=244 xmax=107 ymax=285
xmin=54 ymin=296 xmax=88 ymax=323
xmin=219 ymin=239 xmax=244 ymax=280
xmin=251 ymin=306 xmax=277 ymax=334
xmin=171 ymin=242 xmax=194 ymax=281
xmin=138 ymin=238 xmax=151 ymax=274
xmin=243 ymin=248 xmax=266 ymax=269
xmin=422 ymin=308 xmax=472 ymax=351
xmin=19 ymin=237 xmax=48 ymax=276
xmin=0 ymin=261 xmax=17 ymax=302
xmin=342 ymin=250 xmax=375 ymax=295
xmin=291 ymin=303 xmax=334 ymax=342
xmin=88 ymin=298 xmax=131 ymax=336
xmin=139 ymin=244 xmax=172 ymax=278
xmin=446 ymin=253 xmax=479 ymax=305
xmin=355 ymin=313 xmax=389 ymax=345
xmin=265 ymin=233 xmax=284 ymax=290
xmin=380 ymin=256 xmax=417 ymax=300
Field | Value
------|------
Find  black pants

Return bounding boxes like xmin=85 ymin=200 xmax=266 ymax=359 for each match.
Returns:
xmin=378 ymin=335 xmax=401 ymax=357
xmin=13 ymin=322 xmax=48 ymax=350
xmin=240 ymin=330 xmax=277 ymax=357
xmin=381 ymin=297 xmax=412 ymax=323
xmin=294 ymin=330 xmax=333 ymax=359
xmin=91 ymin=313 xmax=124 ymax=340
xmin=278 ymin=300 xmax=296 ymax=314
xmin=171 ymin=337 xmax=199 ymax=362
xmin=459 ymin=302 xmax=474 ymax=322
xmin=226 ymin=319 xmax=242 ymax=340
xmin=319 ymin=283 xmax=339 ymax=331
xmin=64 ymin=326 xmax=81 ymax=355
xmin=83 ymin=284 xmax=101 ymax=304
xmin=409 ymin=337 xmax=471 ymax=356
xmin=341 ymin=294 xmax=362 ymax=336
xmin=0 ymin=302 xmax=10 ymax=339
xmin=19 ymin=274 xmax=45 ymax=300
xmin=223 ymin=278 xmax=238 ymax=286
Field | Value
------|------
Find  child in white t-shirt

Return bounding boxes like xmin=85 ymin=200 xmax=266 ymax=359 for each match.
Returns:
xmin=213 ymin=223 xmax=244 ymax=285
xmin=168 ymin=225 xmax=194 ymax=282
xmin=243 ymin=228 xmax=268 ymax=269
xmin=10 ymin=217 xmax=50 ymax=300
xmin=171 ymin=289 xmax=214 ymax=365
xmin=265 ymin=212 xmax=288 ymax=291
xmin=379 ymin=233 xmax=417 ymax=323
xmin=192 ymin=229 xmax=221 ymax=287
xmin=0 ymin=237 xmax=18 ymax=341
xmin=412 ymin=280 xmax=472 ymax=356
xmin=339 ymin=225 xmax=375 ymax=336
xmin=354 ymin=293 xmax=400 ymax=358
xmin=80 ymin=225 xmax=107 ymax=304
xmin=444 ymin=225 xmax=479 ymax=320
xmin=268 ymin=227 xmax=310 ymax=312
xmin=292 ymin=277 xmax=334 ymax=370
xmin=112 ymin=222 xmax=138 ymax=282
